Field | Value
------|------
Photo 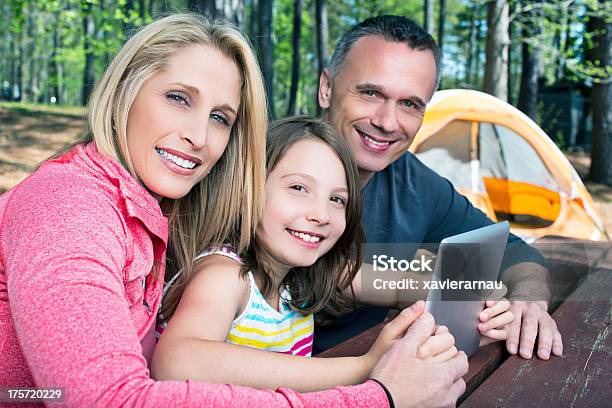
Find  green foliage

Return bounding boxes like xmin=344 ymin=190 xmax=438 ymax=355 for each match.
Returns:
xmin=1 ymin=0 xmax=610 ymax=113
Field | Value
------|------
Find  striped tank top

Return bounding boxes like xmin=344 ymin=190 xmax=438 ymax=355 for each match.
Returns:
xmin=229 ymin=271 xmax=314 ymax=356
xmin=159 ymin=245 xmax=314 ymax=357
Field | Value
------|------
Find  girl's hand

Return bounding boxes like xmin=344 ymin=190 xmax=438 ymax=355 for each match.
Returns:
xmin=364 ymin=301 xmax=427 ymax=369
xmin=479 ymin=298 xmax=514 ymax=346
xmin=417 ymin=325 xmax=458 ymax=362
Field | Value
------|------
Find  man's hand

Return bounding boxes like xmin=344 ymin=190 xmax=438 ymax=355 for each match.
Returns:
xmin=370 ymin=301 xmax=469 ymax=408
xmin=506 ymin=300 xmax=563 ymax=360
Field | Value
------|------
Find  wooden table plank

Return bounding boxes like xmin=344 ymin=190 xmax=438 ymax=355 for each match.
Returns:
xmin=316 ymin=322 xmax=383 ymax=358
xmin=318 ymin=320 xmax=509 ymax=399
xmin=460 ymin=267 xmax=611 ymax=408
xmin=318 ymin=238 xmax=610 ymax=406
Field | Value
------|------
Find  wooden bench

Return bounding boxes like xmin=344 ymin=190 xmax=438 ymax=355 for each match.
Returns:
xmin=317 ymin=237 xmax=612 ymax=406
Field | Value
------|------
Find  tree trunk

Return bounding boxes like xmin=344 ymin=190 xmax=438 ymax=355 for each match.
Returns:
xmin=474 ymin=14 xmax=483 ymax=87
xmin=220 ymin=0 xmax=245 ymax=27
xmin=8 ymin=27 xmax=15 ymax=101
xmin=315 ymin=0 xmax=328 ymax=115
xmin=49 ymin=9 xmax=62 ymax=104
xmin=258 ymin=0 xmax=275 ymax=118
xmin=437 ymin=0 xmax=446 ymax=87
xmin=26 ymin=2 xmax=37 ymax=103
xmin=587 ymin=0 xmax=612 ymax=185
xmin=249 ymin=0 xmax=258 ymax=38
xmin=517 ymin=0 xmax=540 ymax=120
xmin=484 ymin=0 xmax=509 ymax=101
xmin=188 ymin=0 xmax=216 ymax=18
xmin=423 ymin=0 xmax=433 ymax=35
xmin=287 ymin=0 xmax=303 ymax=116
xmin=465 ymin=2 xmax=476 ymax=85
xmin=507 ymin=0 xmax=515 ymax=104
xmin=82 ymin=1 xmax=95 ymax=106
xmin=16 ymin=29 xmax=24 ymax=101
xmin=139 ymin=0 xmax=146 ymax=19
xmin=123 ymin=0 xmax=136 ymax=36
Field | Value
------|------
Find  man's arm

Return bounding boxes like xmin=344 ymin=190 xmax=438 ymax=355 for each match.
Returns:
xmin=420 ymin=165 xmax=561 ymax=359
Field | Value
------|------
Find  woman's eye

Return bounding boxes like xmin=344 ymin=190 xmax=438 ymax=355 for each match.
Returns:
xmin=363 ymin=90 xmax=376 ymax=97
xmin=166 ymin=92 xmax=190 ymax=106
xmin=211 ymin=112 xmax=230 ymax=126
xmin=290 ymin=185 xmax=306 ymax=192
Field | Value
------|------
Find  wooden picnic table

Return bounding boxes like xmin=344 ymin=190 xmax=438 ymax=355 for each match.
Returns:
xmin=317 ymin=237 xmax=612 ymax=407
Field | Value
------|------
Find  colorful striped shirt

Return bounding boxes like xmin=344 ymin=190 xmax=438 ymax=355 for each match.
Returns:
xmin=228 ymin=271 xmax=314 ymax=357
xmin=160 ymin=245 xmax=314 ymax=357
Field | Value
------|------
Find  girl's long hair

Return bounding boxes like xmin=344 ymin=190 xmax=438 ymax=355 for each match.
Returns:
xmin=242 ymin=117 xmax=363 ymax=322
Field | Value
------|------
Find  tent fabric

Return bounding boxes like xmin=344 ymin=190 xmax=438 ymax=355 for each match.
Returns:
xmin=416 ymin=120 xmax=472 ymax=189
xmin=479 ymin=123 xmax=506 ymax=179
xmin=495 ymin=124 xmax=559 ymax=192
xmin=410 ymin=89 xmax=607 ymax=241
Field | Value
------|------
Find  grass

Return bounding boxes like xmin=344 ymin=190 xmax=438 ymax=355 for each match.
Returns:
xmin=0 ymin=101 xmax=86 ymax=118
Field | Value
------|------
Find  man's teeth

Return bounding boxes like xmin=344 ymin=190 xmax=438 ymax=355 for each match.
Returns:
xmin=288 ymin=229 xmax=321 ymax=243
xmin=363 ymin=134 xmax=390 ymax=147
xmin=156 ymin=148 xmax=197 ymax=169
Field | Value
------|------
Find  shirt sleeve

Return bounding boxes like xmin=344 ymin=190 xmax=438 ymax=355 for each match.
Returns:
xmin=2 ymin=176 xmax=388 ymax=407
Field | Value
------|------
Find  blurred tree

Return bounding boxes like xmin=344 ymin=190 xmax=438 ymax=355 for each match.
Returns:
xmin=26 ymin=1 xmax=37 ymax=102
xmin=484 ymin=0 xmax=509 ymax=101
xmin=438 ymin=0 xmax=446 ymax=87
xmin=188 ymin=0 xmax=216 ymax=17
xmin=287 ymin=0 xmax=302 ymax=115
xmin=517 ymin=0 xmax=541 ymax=119
xmin=424 ymin=0 xmax=433 ymax=35
xmin=258 ymin=0 xmax=275 ymax=118
xmin=315 ymin=0 xmax=328 ymax=115
xmin=82 ymin=0 xmax=95 ymax=105
xmin=586 ymin=0 xmax=611 ymax=185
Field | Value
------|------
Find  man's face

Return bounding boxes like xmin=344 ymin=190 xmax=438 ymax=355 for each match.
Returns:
xmin=319 ymin=35 xmax=437 ymax=184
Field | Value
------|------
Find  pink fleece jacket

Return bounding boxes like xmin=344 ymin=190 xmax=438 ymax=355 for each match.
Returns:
xmin=0 ymin=142 xmax=387 ymax=407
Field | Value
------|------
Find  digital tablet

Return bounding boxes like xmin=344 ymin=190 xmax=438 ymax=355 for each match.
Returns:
xmin=425 ymin=221 xmax=509 ymax=357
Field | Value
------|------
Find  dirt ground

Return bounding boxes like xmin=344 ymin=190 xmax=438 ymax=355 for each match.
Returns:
xmin=0 ymin=105 xmax=87 ymax=194
xmin=564 ymin=151 xmax=612 ymax=234
xmin=1 ymin=104 xmax=610 ymax=234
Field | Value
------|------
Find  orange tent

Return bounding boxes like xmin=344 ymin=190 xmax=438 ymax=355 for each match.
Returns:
xmin=411 ymin=89 xmax=608 ymax=242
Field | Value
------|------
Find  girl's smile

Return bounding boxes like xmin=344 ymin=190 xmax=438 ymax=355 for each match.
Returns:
xmin=286 ymin=228 xmax=326 ymax=248
xmin=257 ymin=138 xmax=349 ymax=274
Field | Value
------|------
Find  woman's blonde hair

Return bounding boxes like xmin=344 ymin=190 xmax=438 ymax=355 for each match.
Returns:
xmin=84 ymin=14 xmax=267 ymax=321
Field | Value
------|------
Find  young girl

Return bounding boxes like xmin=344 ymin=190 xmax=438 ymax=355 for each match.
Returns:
xmin=153 ymin=117 xmax=513 ymax=392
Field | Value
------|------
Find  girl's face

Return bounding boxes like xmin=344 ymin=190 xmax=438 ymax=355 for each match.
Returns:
xmin=257 ymin=139 xmax=349 ymax=271
xmin=125 ymin=44 xmax=241 ymax=200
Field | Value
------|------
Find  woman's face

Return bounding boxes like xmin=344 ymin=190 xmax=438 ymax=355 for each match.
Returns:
xmin=257 ymin=139 xmax=348 ymax=272
xmin=125 ymin=44 xmax=241 ymax=200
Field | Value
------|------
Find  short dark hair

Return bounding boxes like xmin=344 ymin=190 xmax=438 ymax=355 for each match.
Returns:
xmin=329 ymin=15 xmax=442 ymax=91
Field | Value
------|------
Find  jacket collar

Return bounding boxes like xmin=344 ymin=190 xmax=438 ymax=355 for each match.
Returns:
xmin=53 ymin=142 xmax=169 ymax=247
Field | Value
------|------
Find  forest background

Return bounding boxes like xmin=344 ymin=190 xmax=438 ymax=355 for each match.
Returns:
xmin=0 ymin=0 xmax=610 ymax=192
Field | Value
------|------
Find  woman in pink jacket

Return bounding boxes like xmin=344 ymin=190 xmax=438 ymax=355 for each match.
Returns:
xmin=0 ymin=14 xmax=467 ymax=408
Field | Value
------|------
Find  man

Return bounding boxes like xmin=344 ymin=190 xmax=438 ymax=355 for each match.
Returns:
xmin=315 ymin=15 xmax=563 ymax=361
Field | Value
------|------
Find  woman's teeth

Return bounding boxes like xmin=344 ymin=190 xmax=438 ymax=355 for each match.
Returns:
xmin=363 ymin=134 xmax=390 ymax=147
xmin=156 ymin=148 xmax=197 ymax=169
xmin=288 ymin=229 xmax=322 ymax=243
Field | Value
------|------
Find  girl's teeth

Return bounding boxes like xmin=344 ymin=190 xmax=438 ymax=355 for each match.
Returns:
xmin=290 ymin=230 xmax=321 ymax=243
